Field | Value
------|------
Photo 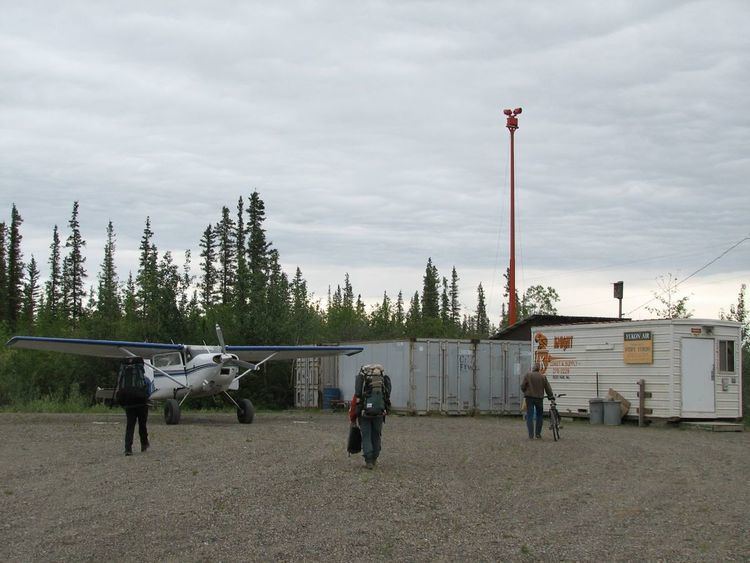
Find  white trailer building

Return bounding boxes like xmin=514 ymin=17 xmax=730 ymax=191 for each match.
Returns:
xmin=531 ymin=318 xmax=743 ymax=421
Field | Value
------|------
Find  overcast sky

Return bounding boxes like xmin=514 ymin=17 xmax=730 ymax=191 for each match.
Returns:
xmin=2 ymin=0 xmax=749 ymax=325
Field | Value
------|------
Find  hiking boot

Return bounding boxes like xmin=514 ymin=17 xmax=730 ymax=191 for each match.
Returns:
xmin=535 ymin=435 xmax=543 ymax=440
xmin=365 ymin=461 xmax=374 ymax=470
xmin=124 ymin=450 xmax=133 ymax=456
xmin=141 ymin=442 xmax=149 ymax=452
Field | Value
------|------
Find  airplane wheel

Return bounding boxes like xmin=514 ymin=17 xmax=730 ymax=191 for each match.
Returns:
xmin=237 ymin=398 xmax=255 ymax=424
xmin=164 ymin=399 xmax=181 ymax=425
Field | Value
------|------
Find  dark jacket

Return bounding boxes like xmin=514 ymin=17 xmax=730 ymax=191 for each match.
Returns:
xmin=521 ymin=368 xmax=554 ymax=399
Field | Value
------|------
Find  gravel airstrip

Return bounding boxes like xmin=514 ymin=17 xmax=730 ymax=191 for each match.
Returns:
xmin=0 ymin=411 xmax=748 ymax=561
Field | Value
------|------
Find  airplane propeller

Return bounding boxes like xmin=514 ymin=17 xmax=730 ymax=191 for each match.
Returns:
xmin=215 ymin=324 xmax=257 ymax=372
xmin=216 ymin=324 xmax=227 ymax=354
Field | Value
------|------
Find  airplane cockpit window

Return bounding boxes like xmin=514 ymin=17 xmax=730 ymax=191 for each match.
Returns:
xmin=153 ymin=352 xmax=183 ymax=369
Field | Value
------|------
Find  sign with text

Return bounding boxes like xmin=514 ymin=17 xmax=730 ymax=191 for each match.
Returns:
xmin=623 ymin=331 xmax=653 ymax=364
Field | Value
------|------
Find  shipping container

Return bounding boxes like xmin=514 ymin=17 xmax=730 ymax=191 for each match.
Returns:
xmin=294 ymin=355 xmax=340 ymax=408
xmin=531 ymin=318 xmax=743 ymax=420
xmin=296 ymin=339 xmax=531 ymax=414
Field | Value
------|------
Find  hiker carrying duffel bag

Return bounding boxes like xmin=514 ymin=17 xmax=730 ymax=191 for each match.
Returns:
xmin=352 ymin=364 xmax=391 ymax=469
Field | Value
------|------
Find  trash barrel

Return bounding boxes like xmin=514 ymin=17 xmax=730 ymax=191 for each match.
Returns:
xmin=589 ymin=398 xmax=604 ymax=425
xmin=322 ymin=387 xmax=341 ymax=410
xmin=603 ymin=400 xmax=623 ymax=425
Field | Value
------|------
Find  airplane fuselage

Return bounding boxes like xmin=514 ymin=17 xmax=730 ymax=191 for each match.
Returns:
xmin=146 ymin=346 xmax=239 ymax=400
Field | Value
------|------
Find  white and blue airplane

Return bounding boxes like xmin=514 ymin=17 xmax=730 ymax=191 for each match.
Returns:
xmin=6 ymin=325 xmax=362 ymax=425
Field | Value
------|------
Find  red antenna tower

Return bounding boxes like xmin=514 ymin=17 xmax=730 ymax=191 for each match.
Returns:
xmin=503 ymin=107 xmax=522 ymax=326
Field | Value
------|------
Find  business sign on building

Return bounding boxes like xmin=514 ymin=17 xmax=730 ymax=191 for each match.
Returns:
xmin=623 ymin=331 xmax=653 ymax=364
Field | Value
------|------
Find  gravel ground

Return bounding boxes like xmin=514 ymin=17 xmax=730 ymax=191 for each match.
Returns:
xmin=0 ymin=411 xmax=748 ymax=561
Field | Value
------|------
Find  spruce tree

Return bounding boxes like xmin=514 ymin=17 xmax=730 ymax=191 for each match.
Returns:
xmin=136 ymin=217 xmax=158 ymax=322
xmin=246 ymin=191 xmax=270 ymax=338
xmin=440 ymin=276 xmax=450 ymax=325
xmin=215 ymin=206 xmax=236 ymax=306
xmin=265 ymin=249 xmax=290 ymax=343
xmin=178 ymin=250 xmax=194 ymax=318
xmin=6 ymin=204 xmax=24 ymax=327
xmin=198 ymin=224 xmax=217 ymax=312
xmin=122 ymin=272 xmax=138 ymax=332
xmin=21 ymin=255 xmax=40 ymax=327
xmin=96 ymin=221 xmax=120 ymax=324
xmin=0 ymin=222 xmax=6 ymax=324
xmin=421 ymin=257 xmax=440 ymax=320
xmin=406 ymin=290 xmax=421 ymax=334
xmin=370 ymin=291 xmax=392 ymax=338
xmin=234 ymin=197 xmax=250 ymax=311
xmin=44 ymin=226 xmax=63 ymax=321
xmin=343 ymin=273 xmax=354 ymax=311
xmin=394 ymin=290 xmax=405 ymax=332
xmin=155 ymin=250 xmax=183 ymax=339
xmin=62 ymin=202 xmax=87 ymax=323
xmin=475 ymin=283 xmax=489 ymax=337
xmin=450 ymin=267 xmax=460 ymax=326
xmin=289 ymin=267 xmax=323 ymax=344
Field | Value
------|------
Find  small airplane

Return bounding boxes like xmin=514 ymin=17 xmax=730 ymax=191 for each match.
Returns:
xmin=5 ymin=325 xmax=362 ymax=425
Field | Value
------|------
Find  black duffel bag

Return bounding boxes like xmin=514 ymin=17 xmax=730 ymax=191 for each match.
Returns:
xmin=347 ymin=424 xmax=362 ymax=455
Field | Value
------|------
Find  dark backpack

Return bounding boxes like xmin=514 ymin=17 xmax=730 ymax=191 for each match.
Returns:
xmin=362 ymin=372 xmax=387 ymax=417
xmin=115 ymin=358 xmax=150 ymax=406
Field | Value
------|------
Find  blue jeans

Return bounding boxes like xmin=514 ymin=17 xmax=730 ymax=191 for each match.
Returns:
xmin=358 ymin=415 xmax=383 ymax=462
xmin=525 ymin=397 xmax=544 ymax=438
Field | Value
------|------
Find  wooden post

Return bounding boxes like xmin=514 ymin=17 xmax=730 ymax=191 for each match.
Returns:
xmin=638 ymin=379 xmax=645 ymax=427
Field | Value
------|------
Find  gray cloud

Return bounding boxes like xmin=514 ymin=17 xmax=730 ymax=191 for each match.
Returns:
xmin=1 ymin=0 xmax=748 ymax=321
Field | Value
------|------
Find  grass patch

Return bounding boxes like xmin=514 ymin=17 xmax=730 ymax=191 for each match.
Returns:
xmin=0 ymin=397 xmax=112 ymax=414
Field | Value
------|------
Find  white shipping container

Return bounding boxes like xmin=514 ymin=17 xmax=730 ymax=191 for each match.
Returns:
xmin=531 ymin=319 xmax=743 ymax=420
xmin=296 ymin=339 xmax=531 ymax=414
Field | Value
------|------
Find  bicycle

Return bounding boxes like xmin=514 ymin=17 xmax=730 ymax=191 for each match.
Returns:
xmin=548 ymin=393 xmax=566 ymax=441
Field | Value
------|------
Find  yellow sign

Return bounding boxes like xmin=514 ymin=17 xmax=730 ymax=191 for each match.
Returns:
xmin=623 ymin=331 xmax=653 ymax=364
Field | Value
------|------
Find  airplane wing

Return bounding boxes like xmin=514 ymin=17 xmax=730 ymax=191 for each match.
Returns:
xmin=226 ymin=345 xmax=363 ymax=362
xmin=5 ymin=336 xmax=184 ymax=359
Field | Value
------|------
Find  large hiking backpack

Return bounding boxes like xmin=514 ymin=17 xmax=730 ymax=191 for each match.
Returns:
xmin=115 ymin=357 xmax=150 ymax=406
xmin=360 ymin=365 xmax=388 ymax=417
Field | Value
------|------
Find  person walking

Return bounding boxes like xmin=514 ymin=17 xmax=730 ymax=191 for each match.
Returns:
xmin=521 ymin=362 xmax=554 ymax=440
xmin=114 ymin=357 xmax=153 ymax=456
xmin=350 ymin=364 xmax=391 ymax=469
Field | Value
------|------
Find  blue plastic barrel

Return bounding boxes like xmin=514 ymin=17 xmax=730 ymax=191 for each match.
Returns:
xmin=322 ymin=387 xmax=341 ymax=410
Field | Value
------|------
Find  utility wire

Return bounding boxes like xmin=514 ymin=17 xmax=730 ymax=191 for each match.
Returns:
xmin=625 ymin=233 xmax=750 ymax=315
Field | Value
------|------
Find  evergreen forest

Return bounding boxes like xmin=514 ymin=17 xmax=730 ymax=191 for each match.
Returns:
xmin=1 ymin=193 xmax=747 ymax=416
xmin=0 ymin=192 xmax=505 ymax=409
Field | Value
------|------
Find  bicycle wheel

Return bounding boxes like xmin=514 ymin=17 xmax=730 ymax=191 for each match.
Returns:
xmin=550 ymin=409 xmax=560 ymax=441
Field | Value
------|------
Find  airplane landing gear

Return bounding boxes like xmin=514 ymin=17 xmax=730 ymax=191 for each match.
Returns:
xmin=237 ymin=398 xmax=255 ymax=424
xmin=164 ymin=398 xmax=181 ymax=425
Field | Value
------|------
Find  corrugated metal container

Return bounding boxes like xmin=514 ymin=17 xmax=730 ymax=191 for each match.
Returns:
xmin=531 ymin=318 xmax=743 ymax=421
xmin=296 ymin=339 xmax=531 ymax=414
xmin=294 ymin=355 xmax=341 ymax=408
xmin=294 ymin=357 xmax=319 ymax=408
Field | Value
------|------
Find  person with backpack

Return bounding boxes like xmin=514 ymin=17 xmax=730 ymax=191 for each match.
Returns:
xmin=114 ymin=357 xmax=154 ymax=456
xmin=350 ymin=364 xmax=391 ymax=469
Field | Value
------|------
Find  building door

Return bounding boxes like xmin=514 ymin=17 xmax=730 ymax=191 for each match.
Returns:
xmin=681 ymin=338 xmax=715 ymax=414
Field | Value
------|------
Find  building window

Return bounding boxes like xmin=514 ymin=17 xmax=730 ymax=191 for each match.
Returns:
xmin=718 ymin=340 xmax=735 ymax=373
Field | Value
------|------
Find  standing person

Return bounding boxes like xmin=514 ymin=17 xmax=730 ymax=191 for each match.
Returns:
xmin=521 ymin=362 xmax=554 ymax=440
xmin=114 ymin=357 xmax=153 ymax=456
xmin=350 ymin=364 xmax=391 ymax=469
